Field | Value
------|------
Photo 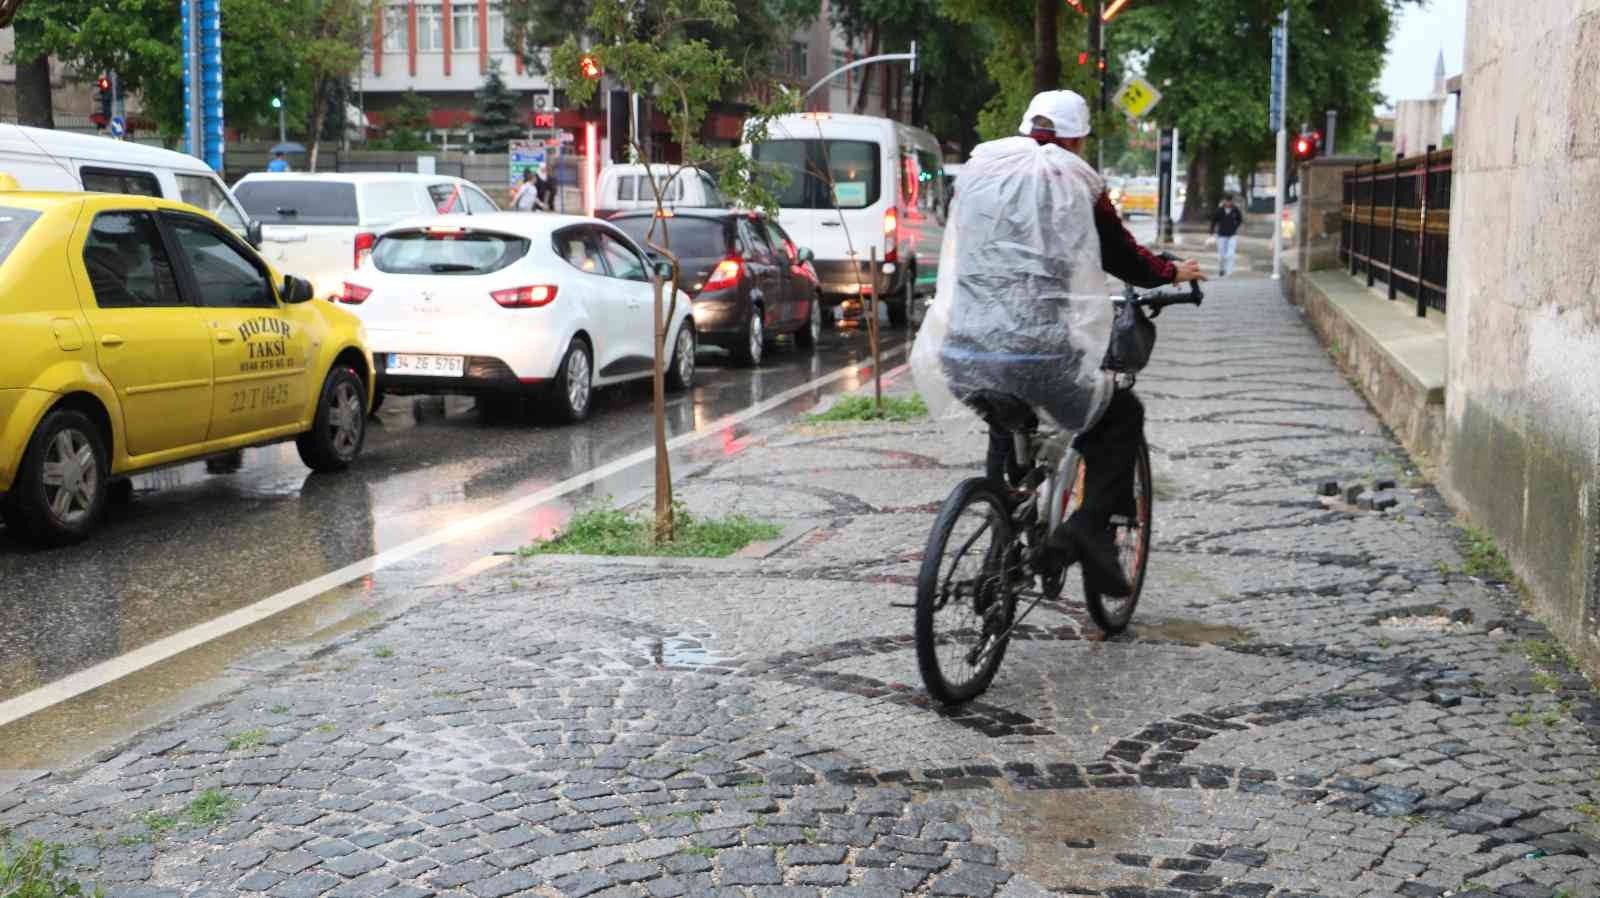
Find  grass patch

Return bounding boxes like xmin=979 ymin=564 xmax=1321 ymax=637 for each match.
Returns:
xmin=0 ymin=838 xmax=102 ymax=896
xmin=225 ymin=728 xmax=266 ymax=751
xmin=187 ymin=789 xmax=237 ymax=826
xmin=805 ymin=394 xmax=927 ymax=424
xmin=682 ymin=846 xmax=717 ymax=859
xmin=139 ymin=811 xmax=178 ymax=834
xmin=1577 ymin=804 xmax=1600 ymax=824
xmin=519 ymin=502 xmax=780 ymax=559
xmin=313 ymin=723 xmax=338 ymax=734
xmin=1524 ymin=639 xmax=1577 ymax=671
xmin=372 ymin=646 xmax=394 ymax=659
xmin=1532 ymin=670 xmax=1562 ymax=693
xmin=268 ymin=705 xmax=289 ymax=715
xmin=1509 ymin=708 xmax=1534 ymax=728
xmin=1455 ymin=526 xmax=1515 ymax=581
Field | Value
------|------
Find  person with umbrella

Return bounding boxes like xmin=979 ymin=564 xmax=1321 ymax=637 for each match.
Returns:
xmin=267 ymin=152 xmax=290 ymax=172
xmin=267 ymin=142 xmax=305 ymax=173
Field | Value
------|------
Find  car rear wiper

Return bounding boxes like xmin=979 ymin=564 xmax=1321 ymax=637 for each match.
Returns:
xmin=428 ymin=263 xmax=479 ymax=272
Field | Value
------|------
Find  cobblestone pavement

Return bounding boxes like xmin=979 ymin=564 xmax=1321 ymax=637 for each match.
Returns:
xmin=5 ymin=278 xmax=1600 ymax=898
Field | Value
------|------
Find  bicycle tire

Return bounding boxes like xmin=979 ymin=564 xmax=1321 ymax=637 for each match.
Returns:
xmin=915 ymin=477 xmax=1018 ymax=705
xmin=1084 ymin=438 xmax=1153 ymax=634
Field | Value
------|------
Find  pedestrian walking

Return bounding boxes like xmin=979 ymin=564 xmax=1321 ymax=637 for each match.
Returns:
xmin=535 ymin=165 xmax=555 ymax=211
xmin=511 ymin=169 xmax=539 ymax=211
xmin=1210 ymin=192 xmax=1243 ymax=277
xmin=267 ymin=151 xmax=290 ymax=173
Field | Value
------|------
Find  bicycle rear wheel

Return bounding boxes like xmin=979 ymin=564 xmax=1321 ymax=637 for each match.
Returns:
xmin=915 ymin=478 xmax=1017 ymax=705
xmin=1084 ymin=438 xmax=1153 ymax=634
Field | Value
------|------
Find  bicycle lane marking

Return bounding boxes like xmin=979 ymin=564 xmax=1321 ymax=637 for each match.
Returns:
xmin=0 ymin=344 xmax=911 ymax=730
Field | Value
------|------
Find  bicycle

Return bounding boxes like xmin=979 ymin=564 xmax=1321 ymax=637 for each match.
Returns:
xmin=914 ymin=278 xmax=1204 ymax=705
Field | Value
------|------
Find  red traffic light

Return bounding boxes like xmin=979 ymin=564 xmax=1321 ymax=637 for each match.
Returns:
xmin=96 ymin=75 xmax=111 ymax=91
xmin=1077 ymin=52 xmax=1089 ymax=65
xmin=1293 ymin=134 xmax=1317 ymax=162
xmin=579 ymin=55 xmax=601 ymax=80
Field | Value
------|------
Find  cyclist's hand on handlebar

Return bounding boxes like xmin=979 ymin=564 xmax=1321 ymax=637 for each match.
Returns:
xmin=1172 ymin=259 xmax=1207 ymax=284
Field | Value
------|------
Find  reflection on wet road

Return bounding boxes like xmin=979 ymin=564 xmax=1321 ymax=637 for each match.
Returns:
xmin=0 ymin=330 xmax=907 ymax=706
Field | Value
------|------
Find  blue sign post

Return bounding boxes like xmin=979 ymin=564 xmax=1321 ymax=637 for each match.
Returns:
xmin=1269 ymin=17 xmax=1286 ymax=133
xmin=181 ymin=0 xmax=225 ymax=172
xmin=1270 ymin=6 xmax=1288 ymax=281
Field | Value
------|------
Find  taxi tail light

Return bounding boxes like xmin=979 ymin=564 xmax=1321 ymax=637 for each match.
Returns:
xmin=339 ymin=282 xmax=372 ymax=304
xmin=491 ymin=284 xmax=559 ymax=308
xmin=353 ymin=231 xmax=377 ymax=268
xmin=703 ymin=257 xmax=743 ymax=292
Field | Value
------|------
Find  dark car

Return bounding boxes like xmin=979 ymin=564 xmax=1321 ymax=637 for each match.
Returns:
xmin=609 ymin=209 xmax=821 ymax=367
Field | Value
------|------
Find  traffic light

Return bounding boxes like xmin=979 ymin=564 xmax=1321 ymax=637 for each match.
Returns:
xmin=270 ymin=95 xmax=283 ymax=110
xmin=92 ymin=75 xmax=112 ymax=127
xmin=579 ymin=54 xmax=602 ymax=80
xmin=1293 ymin=132 xmax=1319 ymax=162
xmin=1077 ymin=51 xmax=1089 ymax=66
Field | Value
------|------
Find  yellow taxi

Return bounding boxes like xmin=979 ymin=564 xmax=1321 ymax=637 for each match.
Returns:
xmin=0 ymin=189 xmax=374 ymax=545
xmin=1115 ymin=177 xmax=1160 ymax=219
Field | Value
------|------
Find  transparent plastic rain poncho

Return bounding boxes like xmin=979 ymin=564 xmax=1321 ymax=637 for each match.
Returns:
xmin=912 ymin=137 xmax=1113 ymax=432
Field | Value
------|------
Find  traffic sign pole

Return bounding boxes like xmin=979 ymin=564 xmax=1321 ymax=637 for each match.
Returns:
xmin=1271 ymin=7 xmax=1288 ymax=281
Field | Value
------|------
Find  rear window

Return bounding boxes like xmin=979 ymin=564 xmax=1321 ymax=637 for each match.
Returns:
xmin=752 ymin=139 xmax=880 ymax=209
xmin=0 ymin=207 xmax=41 ymax=266
xmin=371 ymin=229 xmax=530 ymax=275
xmin=234 ymin=180 xmax=358 ymax=225
xmin=609 ymin=216 xmax=726 ymax=259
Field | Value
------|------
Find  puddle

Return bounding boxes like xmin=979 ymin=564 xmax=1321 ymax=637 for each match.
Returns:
xmin=983 ymin=778 xmax=1171 ymax=889
xmin=638 ymin=632 xmax=731 ymax=667
xmin=1135 ymin=617 xmax=1252 ymax=644
xmin=1378 ymin=615 xmax=1470 ymax=633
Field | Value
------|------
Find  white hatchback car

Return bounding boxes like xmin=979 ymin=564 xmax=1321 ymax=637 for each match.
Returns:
xmin=337 ymin=213 xmax=696 ymax=422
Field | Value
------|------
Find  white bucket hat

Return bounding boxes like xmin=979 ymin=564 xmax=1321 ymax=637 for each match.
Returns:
xmin=1017 ymin=90 xmax=1091 ymax=139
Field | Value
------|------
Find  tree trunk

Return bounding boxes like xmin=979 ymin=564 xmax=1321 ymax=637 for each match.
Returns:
xmin=1180 ymin=143 xmax=1222 ymax=226
xmin=1033 ymin=0 xmax=1059 ymax=94
xmin=13 ymin=19 xmax=55 ymax=129
xmin=853 ymin=27 xmax=878 ymax=115
xmin=307 ymin=81 xmax=331 ymax=173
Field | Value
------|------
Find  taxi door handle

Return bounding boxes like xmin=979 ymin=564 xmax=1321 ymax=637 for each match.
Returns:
xmin=99 ymin=334 xmax=124 ymax=347
xmin=214 ymin=331 xmax=236 ymax=344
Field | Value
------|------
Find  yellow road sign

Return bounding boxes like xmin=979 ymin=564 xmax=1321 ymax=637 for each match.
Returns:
xmin=1113 ymin=78 xmax=1163 ymax=120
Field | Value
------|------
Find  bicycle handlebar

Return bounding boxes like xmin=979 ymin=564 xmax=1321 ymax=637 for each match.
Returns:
xmin=1129 ymin=253 xmax=1204 ymax=317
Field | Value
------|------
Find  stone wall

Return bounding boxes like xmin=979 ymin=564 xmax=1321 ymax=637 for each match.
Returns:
xmin=1444 ymin=1 xmax=1600 ymax=671
xmin=1294 ymin=157 xmax=1364 ymax=273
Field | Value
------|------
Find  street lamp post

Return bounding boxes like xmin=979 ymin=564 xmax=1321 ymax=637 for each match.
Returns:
xmin=803 ymin=43 xmax=916 ymax=102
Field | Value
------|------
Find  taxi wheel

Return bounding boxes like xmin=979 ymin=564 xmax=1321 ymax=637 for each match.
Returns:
xmin=296 ymin=366 xmax=367 ymax=472
xmin=2 ymin=407 xmax=109 ymax=546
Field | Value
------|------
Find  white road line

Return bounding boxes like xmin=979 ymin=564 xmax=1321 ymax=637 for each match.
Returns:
xmin=0 ymin=343 xmax=911 ymax=729
xmin=423 ymin=554 xmax=514 ymax=587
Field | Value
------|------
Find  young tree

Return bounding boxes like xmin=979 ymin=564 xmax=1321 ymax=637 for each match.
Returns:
xmin=304 ymin=0 xmax=375 ymax=171
xmin=547 ymin=0 xmax=795 ymax=542
xmin=373 ymin=89 xmax=434 ymax=150
xmin=471 ymin=60 xmax=523 ymax=154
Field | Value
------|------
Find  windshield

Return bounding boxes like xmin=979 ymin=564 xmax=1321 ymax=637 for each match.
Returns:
xmin=175 ymin=174 xmax=246 ymax=231
xmin=0 ymin=206 xmax=40 ymax=268
xmin=610 ymin=216 xmax=726 ymax=259
xmin=234 ymin=181 xmax=358 ymax=226
xmin=371 ymin=229 xmax=530 ymax=275
xmin=752 ymin=139 xmax=881 ymax=210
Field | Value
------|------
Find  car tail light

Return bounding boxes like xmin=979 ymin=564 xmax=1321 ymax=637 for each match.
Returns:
xmin=340 ymin=282 xmax=372 ymax=304
xmin=491 ymin=284 xmax=559 ymax=308
xmin=354 ymin=232 xmax=376 ymax=268
xmin=703 ymin=258 xmax=743 ymax=292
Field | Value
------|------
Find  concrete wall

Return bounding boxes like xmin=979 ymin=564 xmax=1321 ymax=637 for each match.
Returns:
xmin=1444 ymin=0 xmax=1600 ymax=670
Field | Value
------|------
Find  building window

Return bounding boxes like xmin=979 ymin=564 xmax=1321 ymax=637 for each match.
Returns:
xmin=452 ymin=4 xmax=478 ymax=51
xmin=788 ymin=42 xmax=808 ymax=79
xmin=383 ymin=5 xmax=410 ymax=54
xmin=416 ymin=4 xmax=443 ymax=52
xmin=488 ymin=5 xmax=506 ymax=50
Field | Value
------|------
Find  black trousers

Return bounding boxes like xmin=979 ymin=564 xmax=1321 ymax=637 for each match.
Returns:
xmin=986 ymin=390 xmax=1144 ymax=528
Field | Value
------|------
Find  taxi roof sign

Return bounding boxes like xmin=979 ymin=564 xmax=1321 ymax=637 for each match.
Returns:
xmin=1112 ymin=77 xmax=1163 ymax=120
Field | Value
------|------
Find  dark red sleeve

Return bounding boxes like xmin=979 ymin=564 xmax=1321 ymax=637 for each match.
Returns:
xmin=1094 ymin=192 xmax=1176 ymax=288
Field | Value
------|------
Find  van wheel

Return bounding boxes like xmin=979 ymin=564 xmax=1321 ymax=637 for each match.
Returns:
xmin=2 ymin=407 xmax=109 ymax=545
xmin=296 ymin=366 xmax=367 ymax=472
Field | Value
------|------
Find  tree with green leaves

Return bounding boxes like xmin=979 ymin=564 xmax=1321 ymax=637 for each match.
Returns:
xmin=472 ymin=60 xmax=523 ymax=153
xmin=11 ymin=0 xmax=177 ymax=132
xmin=547 ymin=0 xmax=795 ymax=542
xmin=1111 ymin=0 xmax=1412 ymax=224
xmin=372 ymin=89 xmax=433 ymax=151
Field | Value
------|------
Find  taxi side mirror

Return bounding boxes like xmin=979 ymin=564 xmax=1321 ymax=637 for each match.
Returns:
xmin=283 ymin=275 xmax=314 ymax=304
xmin=246 ymin=220 xmax=264 ymax=250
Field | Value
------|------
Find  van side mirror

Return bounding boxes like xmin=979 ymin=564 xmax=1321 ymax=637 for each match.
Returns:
xmin=796 ymin=247 xmax=815 ymax=264
xmin=246 ymin=219 xmax=264 ymax=250
xmin=283 ymin=275 xmax=315 ymax=304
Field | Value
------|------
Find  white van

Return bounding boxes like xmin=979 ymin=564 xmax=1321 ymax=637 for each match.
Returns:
xmin=233 ymin=172 xmax=502 ymax=300
xmin=595 ymin=163 xmax=724 ymax=219
xmin=746 ymin=113 xmax=948 ymax=326
xmin=0 ymin=124 xmax=254 ymax=240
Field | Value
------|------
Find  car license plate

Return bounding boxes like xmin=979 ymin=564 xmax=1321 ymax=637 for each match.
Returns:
xmin=386 ymin=354 xmax=464 ymax=377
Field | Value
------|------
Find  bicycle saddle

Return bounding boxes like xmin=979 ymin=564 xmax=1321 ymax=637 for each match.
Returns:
xmin=962 ymin=390 xmax=1039 ymax=433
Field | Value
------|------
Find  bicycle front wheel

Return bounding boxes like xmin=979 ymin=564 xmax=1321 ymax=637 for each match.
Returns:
xmin=915 ymin=478 xmax=1018 ymax=705
xmin=1084 ymin=438 xmax=1153 ymax=634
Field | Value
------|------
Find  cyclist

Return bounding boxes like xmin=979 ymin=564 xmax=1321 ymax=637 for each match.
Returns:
xmin=988 ymin=90 xmax=1204 ymax=597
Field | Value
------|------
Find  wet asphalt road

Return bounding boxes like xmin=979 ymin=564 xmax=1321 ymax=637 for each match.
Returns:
xmin=0 ymin=328 xmax=908 ymax=707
